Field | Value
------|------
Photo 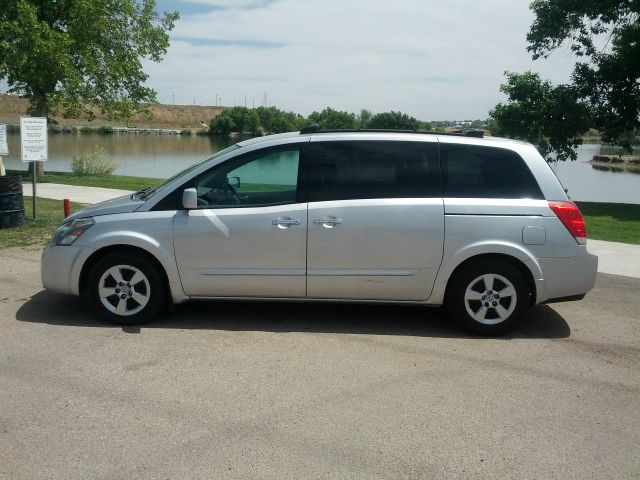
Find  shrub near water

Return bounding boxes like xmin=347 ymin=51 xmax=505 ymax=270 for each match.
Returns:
xmin=70 ymin=148 xmax=117 ymax=176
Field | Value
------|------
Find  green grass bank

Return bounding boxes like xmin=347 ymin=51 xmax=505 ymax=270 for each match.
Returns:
xmin=0 ymin=197 xmax=86 ymax=248
xmin=576 ymin=202 xmax=640 ymax=245
xmin=6 ymin=170 xmax=163 ymax=191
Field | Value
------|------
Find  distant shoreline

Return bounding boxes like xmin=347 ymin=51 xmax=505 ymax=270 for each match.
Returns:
xmin=590 ymin=154 xmax=640 ymax=172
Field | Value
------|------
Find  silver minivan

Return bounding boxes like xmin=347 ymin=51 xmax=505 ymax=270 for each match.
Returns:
xmin=41 ymin=128 xmax=598 ymax=334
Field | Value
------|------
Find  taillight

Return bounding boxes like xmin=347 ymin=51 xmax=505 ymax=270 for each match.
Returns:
xmin=548 ymin=201 xmax=587 ymax=242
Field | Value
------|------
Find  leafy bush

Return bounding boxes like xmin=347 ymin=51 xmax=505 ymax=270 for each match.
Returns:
xmin=308 ymin=107 xmax=357 ymax=129
xmin=79 ymin=126 xmax=95 ymax=134
xmin=210 ymin=110 xmax=235 ymax=135
xmin=48 ymin=124 xmax=63 ymax=134
xmin=368 ymin=111 xmax=420 ymax=130
xmin=98 ymin=125 xmax=114 ymax=134
xmin=70 ymin=148 xmax=117 ymax=176
xmin=180 ymin=128 xmax=192 ymax=136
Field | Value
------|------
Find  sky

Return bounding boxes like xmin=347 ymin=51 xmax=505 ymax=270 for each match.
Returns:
xmin=23 ymin=0 xmax=583 ymax=122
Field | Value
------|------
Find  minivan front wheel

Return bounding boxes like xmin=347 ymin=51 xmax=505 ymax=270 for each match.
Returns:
xmin=446 ymin=259 xmax=528 ymax=335
xmin=87 ymin=253 xmax=165 ymax=324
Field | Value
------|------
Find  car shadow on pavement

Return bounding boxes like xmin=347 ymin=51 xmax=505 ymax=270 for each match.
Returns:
xmin=16 ymin=290 xmax=571 ymax=339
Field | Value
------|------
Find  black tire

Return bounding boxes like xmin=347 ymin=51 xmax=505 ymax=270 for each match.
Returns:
xmin=87 ymin=252 xmax=166 ymax=325
xmin=445 ymin=258 xmax=529 ymax=335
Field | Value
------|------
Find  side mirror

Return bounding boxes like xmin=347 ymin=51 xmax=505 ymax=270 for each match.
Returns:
xmin=227 ymin=176 xmax=240 ymax=189
xmin=182 ymin=188 xmax=197 ymax=209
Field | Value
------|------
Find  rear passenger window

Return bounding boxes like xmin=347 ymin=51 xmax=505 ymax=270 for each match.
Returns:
xmin=306 ymin=141 xmax=440 ymax=201
xmin=441 ymin=144 xmax=544 ymax=199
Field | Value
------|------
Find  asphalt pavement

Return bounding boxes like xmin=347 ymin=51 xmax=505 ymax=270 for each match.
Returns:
xmin=0 ymin=246 xmax=639 ymax=480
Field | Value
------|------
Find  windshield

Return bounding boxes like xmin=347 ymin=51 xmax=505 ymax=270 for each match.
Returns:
xmin=141 ymin=144 xmax=241 ymax=200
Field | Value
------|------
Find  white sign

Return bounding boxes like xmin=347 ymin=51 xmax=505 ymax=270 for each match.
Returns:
xmin=20 ymin=117 xmax=48 ymax=162
xmin=0 ymin=124 xmax=8 ymax=156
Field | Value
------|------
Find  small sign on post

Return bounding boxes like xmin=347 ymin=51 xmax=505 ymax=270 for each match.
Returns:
xmin=20 ymin=117 xmax=48 ymax=219
xmin=0 ymin=123 xmax=8 ymax=176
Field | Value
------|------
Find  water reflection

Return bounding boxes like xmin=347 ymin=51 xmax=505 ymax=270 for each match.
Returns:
xmin=550 ymin=144 xmax=640 ymax=204
xmin=3 ymin=133 xmax=639 ymax=204
xmin=4 ymin=132 xmax=233 ymax=178
xmin=591 ymin=164 xmax=640 ymax=175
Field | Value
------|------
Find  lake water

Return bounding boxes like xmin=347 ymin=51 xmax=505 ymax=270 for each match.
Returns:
xmin=3 ymin=133 xmax=639 ymax=204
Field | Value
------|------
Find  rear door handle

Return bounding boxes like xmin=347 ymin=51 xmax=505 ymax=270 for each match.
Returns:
xmin=313 ymin=218 xmax=342 ymax=224
xmin=313 ymin=217 xmax=342 ymax=228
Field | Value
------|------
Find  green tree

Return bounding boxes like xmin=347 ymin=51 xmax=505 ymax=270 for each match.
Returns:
xmin=368 ymin=111 xmax=420 ymax=130
xmin=0 ymin=0 xmax=178 ymax=173
xmin=490 ymin=71 xmax=591 ymax=162
xmin=245 ymin=109 xmax=261 ymax=136
xmin=0 ymin=0 xmax=178 ymax=119
xmin=308 ymin=108 xmax=357 ymax=129
xmin=526 ymin=0 xmax=639 ymax=147
xmin=225 ymin=107 xmax=249 ymax=134
xmin=210 ymin=110 xmax=235 ymax=136
xmin=358 ymin=109 xmax=373 ymax=128
xmin=255 ymin=106 xmax=302 ymax=134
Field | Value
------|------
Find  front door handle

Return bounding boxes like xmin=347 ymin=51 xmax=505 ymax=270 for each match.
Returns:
xmin=272 ymin=217 xmax=300 ymax=229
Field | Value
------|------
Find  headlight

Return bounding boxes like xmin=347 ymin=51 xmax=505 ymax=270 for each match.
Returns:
xmin=53 ymin=218 xmax=95 ymax=246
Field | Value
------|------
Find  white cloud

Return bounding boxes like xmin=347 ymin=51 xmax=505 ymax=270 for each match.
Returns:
xmin=146 ymin=0 xmax=579 ymax=119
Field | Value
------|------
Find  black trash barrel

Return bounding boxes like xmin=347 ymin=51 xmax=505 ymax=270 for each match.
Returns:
xmin=0 ymin=176 xmax=25 ymax=228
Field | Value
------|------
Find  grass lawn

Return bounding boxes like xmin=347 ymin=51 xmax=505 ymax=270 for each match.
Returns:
xmin=0 ymin=197 xmax=87 ymax=248
xmin=577 ymin=202 xmax=640 ymax=245
xmin=6 ymin=169 xmax=163 ymax=191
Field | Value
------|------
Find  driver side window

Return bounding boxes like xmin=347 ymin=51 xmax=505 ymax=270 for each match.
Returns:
xmin=194 ymin=148 xmax=300 ymax=209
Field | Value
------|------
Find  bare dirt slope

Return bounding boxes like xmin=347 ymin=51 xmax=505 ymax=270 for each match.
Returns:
xmin=0 ymin=94 xmax=224 ymax=129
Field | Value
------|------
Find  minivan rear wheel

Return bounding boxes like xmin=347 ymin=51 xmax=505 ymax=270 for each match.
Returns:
xmin=87 ymin=253 xmax=165 ymax=325
xmin=446 ymin=259 xmax=529 ymax=335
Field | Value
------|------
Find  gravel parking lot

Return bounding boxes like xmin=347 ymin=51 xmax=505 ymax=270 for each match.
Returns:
xmin=1 ymin=246 xmax=639 ymax=480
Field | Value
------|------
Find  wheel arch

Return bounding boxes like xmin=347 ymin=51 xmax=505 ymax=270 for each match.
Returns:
xmin=79 ymin=245 xmax=171 ymax=299
xmin=443 ymin=253 xmax=538 ymax=306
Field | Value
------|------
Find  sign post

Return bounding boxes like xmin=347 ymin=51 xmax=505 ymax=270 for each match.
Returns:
xmin=0 ymin=124 xmax=8 ymax=176
xmin=20 ymin=117 xmax=47 ymax=219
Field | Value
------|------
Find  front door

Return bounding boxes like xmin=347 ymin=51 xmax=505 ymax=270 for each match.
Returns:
xmin=173 ymin=146 xmax=307 ymax=297
xmin=305 ymin=139 xmax=444 ymax=301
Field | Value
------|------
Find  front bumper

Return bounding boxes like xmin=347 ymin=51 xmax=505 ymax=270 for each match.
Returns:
xmin=41 ymin=244 xmax=92 ymax=296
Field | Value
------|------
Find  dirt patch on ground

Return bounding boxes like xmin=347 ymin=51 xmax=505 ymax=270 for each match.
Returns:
xmin=0 ymin=94 xmax=224 ymax=129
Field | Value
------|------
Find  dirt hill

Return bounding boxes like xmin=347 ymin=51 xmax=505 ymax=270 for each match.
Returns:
xmin=0 ymin=94 xmax=224 ymax=129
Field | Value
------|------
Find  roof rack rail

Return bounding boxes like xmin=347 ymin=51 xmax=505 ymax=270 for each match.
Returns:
xmin=299 ymin=124 xmax=484 ymax=138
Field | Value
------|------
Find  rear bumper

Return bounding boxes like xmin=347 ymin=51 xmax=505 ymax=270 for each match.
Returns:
xmin=543 ymin=293 xmax=586 ymax=304
xmin=530 ymin=247 xmax=598 ymax=304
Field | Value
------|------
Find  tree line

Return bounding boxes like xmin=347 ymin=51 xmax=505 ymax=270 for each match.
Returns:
xmin=209 ymin=106 xmax=437 ymax=136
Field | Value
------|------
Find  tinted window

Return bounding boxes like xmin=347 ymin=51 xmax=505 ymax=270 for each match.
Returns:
xmin=441 ymin=144 xmax=543 ymax=199
xmin=306 ymin=141 xmax=440 ymax=202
